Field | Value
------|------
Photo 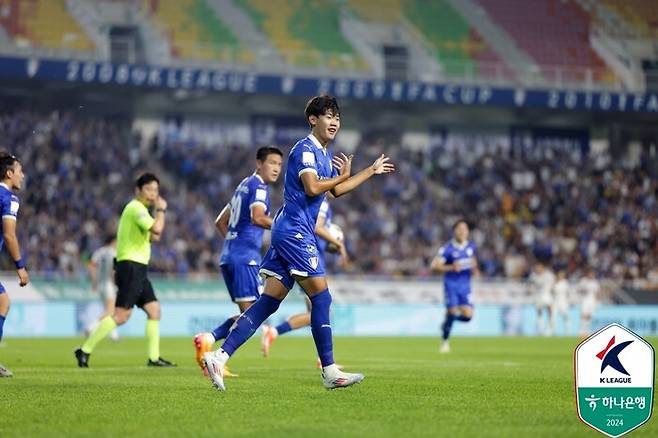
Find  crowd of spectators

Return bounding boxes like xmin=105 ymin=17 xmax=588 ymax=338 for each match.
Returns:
xmin=1 ymin=109 xmax=656 ymax=284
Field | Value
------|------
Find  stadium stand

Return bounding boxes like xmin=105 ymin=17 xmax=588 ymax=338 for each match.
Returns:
xmin=402 ymin=0 xmax=507 ymax=79
xmin=600 ymin=0 xmax=658 ymax=39
xmin=142 ymin=0 xmax=253 ymax=64
xmin=234 ymin=0 xmax=366 ymax=70
xmin=476 ymin=0 xmax=616 ymax=84
xmin=0 ymin=0 xmax=94 ymax=52
xmin=2 ymin=109 xmax=654 ymax=283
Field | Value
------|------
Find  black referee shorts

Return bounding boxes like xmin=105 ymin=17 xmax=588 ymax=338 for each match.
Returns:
xmin=114 ymin=260 xmax=158 ymax=309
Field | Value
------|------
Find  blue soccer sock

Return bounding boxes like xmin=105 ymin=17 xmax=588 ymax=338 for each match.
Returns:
xmin=456 ymin=314 xmax=472 ymax=322
xmin=211 ymin=317 xmax=236 ymax=341
xmin=442 ymin=313 xmax=457 ymax=340
xmin=0 ymin=314 xmax=5 ymax=343
xmin=311 ymin=289 xmax=334 ymax=367
xmin=222 ymin=295 xmax=281 ymax=356
xmin=275 ymin=321 xmax=292 ymax=336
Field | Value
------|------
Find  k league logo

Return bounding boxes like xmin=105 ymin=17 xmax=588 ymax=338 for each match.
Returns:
xmin=575 ymin=323 xmax=655 ymax=437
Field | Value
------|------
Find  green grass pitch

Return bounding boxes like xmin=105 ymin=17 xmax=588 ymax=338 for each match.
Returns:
xmin=1 ymin=336 xmax=656 ymax=437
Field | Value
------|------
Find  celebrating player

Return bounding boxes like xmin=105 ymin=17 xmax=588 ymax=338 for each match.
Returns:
xmin=530 ymin=261 xmax=555 ymax=336
xmin=203 ymin=95 xmax=395 ymax=391
xmin=75 ymin=173 xmax=175 ymax=368
xmin=260 ymin=198 xmax=348 ymax=363
xmin=86 ymin=236 xmax=119 ymax=341
xmin=193 ymin=147 xmax=283 ymax=375
xmin=431 ymin=220 xmax=478 ymax=353
xmin=0 ymin=152 xmax=29 ymax=378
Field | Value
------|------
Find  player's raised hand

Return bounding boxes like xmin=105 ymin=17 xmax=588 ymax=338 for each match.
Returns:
xmin=332 ymin=153 xmax=353 ymax=178
xmin=17 ymin=267 xmax=29 ymax=287
xmin=371 ymin=154 xmax=395 ymax=174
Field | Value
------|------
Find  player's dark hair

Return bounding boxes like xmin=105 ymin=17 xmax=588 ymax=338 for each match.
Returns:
xmin=304 ymin=95 xmax=340 ymax=127
xmin=256 ymin=146 xmax=283 ymax=162
xmin=0 ymin=151 xmax=20 ymax=180
xmin=136 ymin=172 xmax=159 ymax=189
xmin=452 ymin=219 xmax=469 ymax=230
xmin=104 ymin=235 xmax=116 ymax=245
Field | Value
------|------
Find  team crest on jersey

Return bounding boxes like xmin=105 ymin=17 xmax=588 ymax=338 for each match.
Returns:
xmin=309 ymin=257 xmax=318 ymax=269
xmin=466 ymin=248 xmax=473 ymax=256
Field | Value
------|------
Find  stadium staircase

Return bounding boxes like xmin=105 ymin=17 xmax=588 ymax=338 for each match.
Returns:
xmin=443 ymin=0 xmax=538 ymax=85
xmin=66 ymin=0 xmax=109 ymax=59
xmin=601 ymin=0 xmax=658 ymax=40
xmin=207 ymin=0 xmax=283 ymax=69
xmin=340 ymin=1 xmax=441 ymax=81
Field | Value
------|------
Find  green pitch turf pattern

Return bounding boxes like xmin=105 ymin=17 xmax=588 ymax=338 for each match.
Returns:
xmin=1 ymin=337 xmax=656 ymax=437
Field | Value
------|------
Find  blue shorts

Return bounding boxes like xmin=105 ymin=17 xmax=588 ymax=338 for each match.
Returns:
xmin=259 ymin=231 xmax=325 ymax=290
xmin=0 ymin=282 xmax=5 ymax=294
xmin=444 ymin=284 xmax=472 ymax=308
xmin=220 ymin=264 xmax=262 ymax=303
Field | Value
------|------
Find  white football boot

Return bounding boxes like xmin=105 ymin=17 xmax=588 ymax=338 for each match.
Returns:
xmin=440 ymin=340 xmax=450 ymax=353
xmin=203 ymin=350 xmax=228 ymax=391
xmin=0 ymin=363 xmax=13 ymax=377
xmin=322 ymin=366 xmax=364 ymax=389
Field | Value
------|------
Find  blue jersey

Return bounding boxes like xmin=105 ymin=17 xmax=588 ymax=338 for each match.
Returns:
xmin=220 ymin=173 xmax=270 ymax=266
xmin=273 ymin=134 xmax=337 ymax=237
xmin=0 ymin=183 xmax=20 ymax=252
xmin=316 ymin=199 xmax=333 ymax=254
xmin=438 ymin=240 xmax=477 ymax=293
xmin=260 ymin=135 xmax=336 ymax=290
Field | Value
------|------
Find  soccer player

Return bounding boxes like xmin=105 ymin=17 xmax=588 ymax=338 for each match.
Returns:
xmin=203 ymin=95 xmax=394 ymax=391
xmin=530 ymin=261 xmax=556 ymax=336
xmin=260 ymin=198 xmax=347 ymax=360
xmin=86 ymin=236 xmax=119 ymax=341
xmin=75 ymin=173 xmax=175 ymax=368
xmin=552 ymin=269 xmax=571 ymax=335
xmin=193 ymin=147 xmax=283 ymax=373
xmin=0 ymin=152 xmax=29 ymax=378
xmin=578 ymin=269 xmax=600 ymax=336
xmin=431 ymin=220 xmax=478 ymax=353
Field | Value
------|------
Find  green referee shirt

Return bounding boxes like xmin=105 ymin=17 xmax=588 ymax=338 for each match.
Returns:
xmin=116 ymin=199 xmax=156 ymax=265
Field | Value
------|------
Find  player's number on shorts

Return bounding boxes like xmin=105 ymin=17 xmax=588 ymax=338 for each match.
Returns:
xmin=228 ymin=194 xmax=241 ymax=229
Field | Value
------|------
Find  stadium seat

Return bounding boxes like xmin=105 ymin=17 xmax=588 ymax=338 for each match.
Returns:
xmin=402 ymin=0 xmax=506 ymax=79
xmin=600 ymin=0 xmax=658 ymax=39
xmin=143 ymin=0 xmax=253 ymax=64
xmin=0 ymin=0 xmax=94 ymax=52
xmin=235 ymin=0 xmax=367 ymax=70
xmin=476 ymin=0 xmax=616 ymax=84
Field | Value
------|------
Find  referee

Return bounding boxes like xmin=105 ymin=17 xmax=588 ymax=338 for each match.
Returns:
xmin=75 ymin=173 xmax=175 ymax=367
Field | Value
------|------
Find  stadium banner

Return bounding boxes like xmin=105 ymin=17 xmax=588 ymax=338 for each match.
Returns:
xmin=1 ymin=55 xmax=658 ymax=112
xmin=4 ymin=302 xmax=658 ymax=337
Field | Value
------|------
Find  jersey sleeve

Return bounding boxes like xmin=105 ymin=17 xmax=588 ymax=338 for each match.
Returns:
xmin=294 ymin=144 xmax=318 ymax=178
xmin=249 ymin=179 xmax=269 ymax=212
xmin=134 ymin=202 xmax=156 ymax=231
xmin=318 ymin=200 xmax=329 ymax=218
xmin=1 ymin=195 xmax=19 ymax=221
xmin=437 ymin=245 xmax=449 ymax=264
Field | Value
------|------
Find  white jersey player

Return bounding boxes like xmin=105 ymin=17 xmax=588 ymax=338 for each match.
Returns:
xmin=578 ymin=270 xmax=600 ymax=336
xmin=552 ymin=270 xmax=571 ymax=335
xmin=87 ymin=237 xmax=118 ymax=340
xmin=529 ymin=262 xmax=555 ymax=336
